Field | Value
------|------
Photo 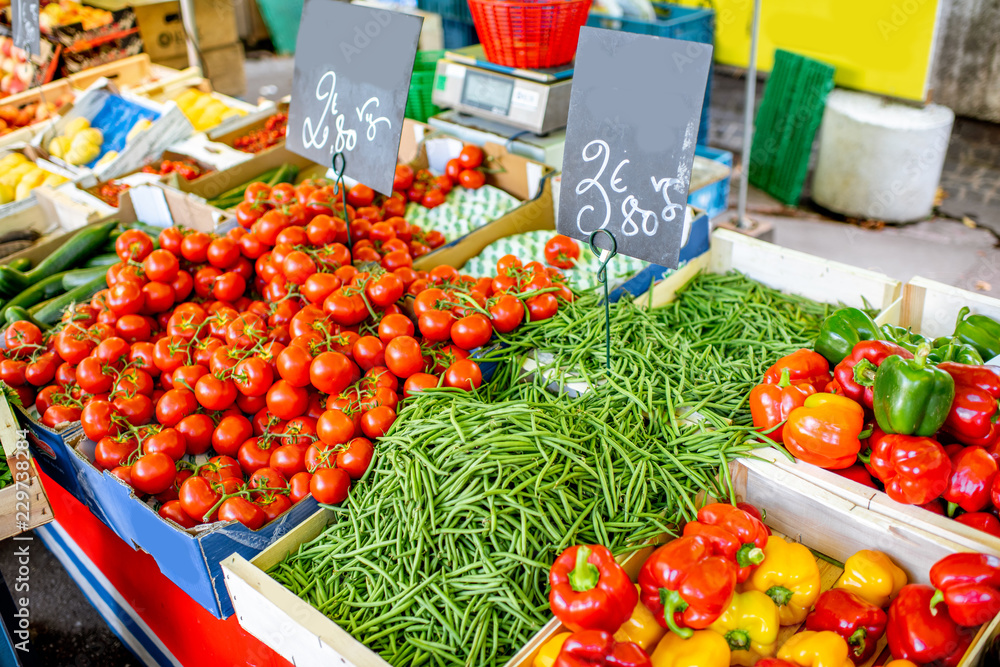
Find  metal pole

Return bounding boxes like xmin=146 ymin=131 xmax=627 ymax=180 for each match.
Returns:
xmin=179 ymin=0 xmax=202 ymax=73
xmin=737 ymin=0 xmax=762 ymax=229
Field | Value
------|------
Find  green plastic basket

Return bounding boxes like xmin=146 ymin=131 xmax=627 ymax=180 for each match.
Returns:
xmin=255 ymin=0 xmax=305 ymax=54
xmin=406 ymin=51 xmax=445 ymax=122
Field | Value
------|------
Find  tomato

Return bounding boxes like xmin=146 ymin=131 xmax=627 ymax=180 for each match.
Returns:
xmin=304 ymin=443 xmax=336 ymax=472
xmin=80 ymin=400 xmax=120 ymax=441
xmin=75 ymin=356 xmax=112 ymax=394
xmin=256 ymin=209 xmax=290 ymax=245
xmin=258 ymin=494 xmax=293 ymax=522
xmin=128 ymin=341 xmax=159 ymax=378
xmin=488 ymin=295 xmax=525 ymax=333
xmin=179 ymin=232 xmax=211 ymax=263
xmin=403 ymin=372 xmax=439 ymax=398
xmin=543 ymin=234 xmax=580 ymax=269
xmin=219 ymin=497 xmax=266 ymax=530
xmin=113 ymin=393 xmax=155 ymax=426
xmin=5 ymin=320 xmax=42 ymax=355
xmin=116 ymin=230 xmax=154 ymax=262
xmin=445 ymin=158 xmax=462 ymax=182
xmin=310 ymin=468 xmax=351 ymax=505
xmin=170 ymin=270 xmax=194 ymax=302
xmin=302 ymin=272 xmax=341 ymax=306
xmin=458 ymin=169 xmax=486 ymax=189
xmin=269 ymin=444 xmax=307 ymax=479
xmin=211 ymin=415 xmax=253 ymax=457
xmin=276 ymin=226 xmax=309 ymax=248
xmin=394 ymin=164 xmax=415 ymax=191
xmin=444 ymin=359 xmax=483 ymax=391
xmin=347 ymin=183 xmax=375 ymax=208
xmin=279 ymin=416 xmax=316 ymax=447
xmin=235 ymin=437 xmax=273 ymax=475
xmin=376 ymin=314 xmax=414 ymax=345
xmin=286 ymin=472 xmax=312 ymax=503
xmin=141 ymin=281 xmax=175 ymax=314
xmin=144 ymin=427 xmax=187 ymax=460
xmin=317 ymin=409 xmax=355 ymax=446
xmin=206 ymin=237 xmax=238 ymax=269
xmin=54 ymin=362 xmax=76 ymax=387
xmin=266 ymin=380 xmax=309 ymax=420
xmin=308 ymin=351 xmax=353 ymax=396
xmin=233 ymin=356 xmax=273 ymax=397
xmin=245 ymin=182 xmax=272 ymax=205
xmin=451 ymin=313 xmax=493 ymax=350
xmin=418 ymin=310 xmax=455 ymax=343
xmin=227 ymin=313 xmax=266 ymax=349
xmin=159 ymin=499 xmax=197 ymax=528
xmin=213 ymin=272 xmax=247 ymax=302
xmin=458 ymin=145 xmax=484 ymax=170
xmin=195 ymin=374 xmax=237 ymax=411
xmin=352 ymin=336 xmax=385 ymax=371
xmin=336 ymin=437 xmax=374 ymax=479
xmin=421 ymin=188 xmax=446 ymax=209
xmin=171 ymin=363 xmax=208 ymax=392
xmin=113 ymin=368 xmax=154 ymax=396
xmin=158 ymin=227 xmax=184 ymax=255
xmin=324 ymin=291 xmax=368 ymax=326
xmin=179 ymin=475 xmax=221 ymax=523
xmin=94 ymin=435 xmax=137 ymax=471
xmin=385 ymin=336 xmax=424 ymax=378
xmin=107 ymin=281 xmax=144 ymax=316
xmin=269 ymin=183 xmax=296 ymax=206
xmin=131 ymin=453 xmax=176 ymax=494
xmin=0 ymin=359 xmax=27 ymax=386
xmin=155 ymin=388 xmax=196 ymax=427
xmin=115 ymin=314 xmax=152 ymax=343
xmin=25 ymin=353 xmax=58 ymax=387
xmin=527 ymin=293 xmax=559 ymax=322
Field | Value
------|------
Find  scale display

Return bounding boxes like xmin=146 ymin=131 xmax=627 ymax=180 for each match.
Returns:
xmin=461 ymin=71 xmax=514 ymax=116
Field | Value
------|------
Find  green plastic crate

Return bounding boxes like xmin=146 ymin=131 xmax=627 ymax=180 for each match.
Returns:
xmin=406 ymin=51 xmax=445 ymax=123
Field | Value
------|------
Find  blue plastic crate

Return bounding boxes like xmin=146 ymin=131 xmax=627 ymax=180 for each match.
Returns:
xmin=586 ymin=3 xmax=714 ymax=145
xmin=688 ymin=145 xmax=733 ymax=220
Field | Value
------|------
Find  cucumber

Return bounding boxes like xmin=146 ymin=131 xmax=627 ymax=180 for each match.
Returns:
xmin=2 ymin=271 xmax=70 ymax=320
xmin=4 ymin=306 xmax=47 ymax=330
xmin=24 ymin=221 xmax=118 ymax=285
xmin=84 ymin=253 xmax=120 ymax=268
xmin=7 ymin=257 xmax=31 ymax=272
xmin=62 ymin=266 xmax=109 ymax=290
xmin=32 ymin=275 xmax=107 ymax=326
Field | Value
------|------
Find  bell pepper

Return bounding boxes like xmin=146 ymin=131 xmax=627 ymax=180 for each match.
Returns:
xmin=736 ymin=502 xmax=769 ymax=533
xmin=823 ymin=379 xmax=843 ymax=395
xmin=804 ymin=589 xmax=886 ymax=663
xmin=834 ymin=340 xmax=913 ymax=409
xmin=880 ymin=324 xmax=930 ymax=354
xmin=872 ymin=346 xmax=955 ymax=436
xmin=865 ymin=429 xmax=952 ymax=505
xmin=954 ymin=512 xmax=1000 ymax=538
xmin=775 ymin=631 xmax=853 ymax=667
xmin=954 ymin=306 xmax=1000 ymax=361
xmin=927 ymin=337 xmax=984 ymax=365
xmin=834 ymin=464 xmax=878 ymax=490
xmin=783 ymin=394 xmax=865 ymax=470
xmin=940 ymin=363 xmax=1000 ymax=446
xmin=762 ymin=349 xmax=832 ymax=391
xmin=637 ymin=536 xmax=737 ymax=638
xmin=614 ymin=585 xmax=666 ymax=652
xmin=648 ymin=629 xmax=728 ymax=667
xmin=681 ymin=503 xmax=768 ymax=583
xmin=744 ymin=536 xmax=821 ymax=625
xmin=930 ymin=552 xmax=1000 ymax=628
xmin=554 ymin=630 xmax=651 ymax=667
xmin=921 ymin=499 xmax=947 ymax=515
xmin=750 ymin=369 xmax=815 ymax=444
xmin=550 ymin=545 xmax=638 ymax=633
xmin=815 ymin=307 xmax=882 ymax=366
xmin=886 ymin=584 xmax=974 ymax=667
xmin=536 ymin=633 xmax=572 ymax=667
xmin=942 ymin=446 xmax=998 ymax=515
xmin=707 ymin=590 xmax=779 ymax=666
xmin=833 ymin=549 xmax=907 ymax=609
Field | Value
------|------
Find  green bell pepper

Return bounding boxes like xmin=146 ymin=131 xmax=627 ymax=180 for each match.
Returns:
xmin=880 ymin=324 xmax=930 ymax=354
xmin=954 ymin=307 xmax=1000 ymax=361
xmin=873 ymin=346 xmax=955 ymax=437
xmin=815 ymin=307 xmax=882 ymax=366
xmin=925 ymin=337 xmax=984 ymax=365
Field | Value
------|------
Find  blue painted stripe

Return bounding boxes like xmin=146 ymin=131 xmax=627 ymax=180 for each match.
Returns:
xmin=36 ymin=524 xmax=181 ymax=667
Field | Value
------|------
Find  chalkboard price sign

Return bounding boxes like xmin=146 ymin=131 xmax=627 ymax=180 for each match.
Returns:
xmin=287 ymin=0 xmax=423 ymax=195
xmin=12 ymin=0 xmax=41 ymax=56
xmin=557 ymin=27 xmax=713 ymax=269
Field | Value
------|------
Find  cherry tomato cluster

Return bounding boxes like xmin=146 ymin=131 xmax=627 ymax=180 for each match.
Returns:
xmin=7 ymin=185 xmax=573 ymax=532
xmin=394 ymin=144 xmax=488 ymax=209
xmin=142 ymin=159 xmax=208 ymax=181
xmin=233 ymin=179 xmax=447 ymax=267
xmin=232 ymin=112 xmax=288 ymax=154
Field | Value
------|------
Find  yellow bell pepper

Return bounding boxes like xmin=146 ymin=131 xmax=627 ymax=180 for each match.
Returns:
xmin=708 ymin=590 xmax=779 ymax=666
xmin=614 ymin=585 xmax=666 ymax=652
xmin=776 ymin=631 xmax=853 ymax=667
xmin=744 ymin=535 xmax=820 ymax=625
xmin=533 ymin=632 xmax=570 ymax=667
xmin=833 ymin=549 xmax=907 ymax=608
xmin=650 ymin=629 xmax=729 ymax=667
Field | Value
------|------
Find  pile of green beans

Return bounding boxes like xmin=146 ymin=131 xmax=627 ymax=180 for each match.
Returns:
xmin=269 ymin=271 xmax=831 ymax=667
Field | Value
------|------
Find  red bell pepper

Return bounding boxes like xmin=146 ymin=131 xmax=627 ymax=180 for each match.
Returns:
xmin=886 ymin=584 xmax=974 ymax=667
xmin=942 ymin=446 xmax=998 ymax=515
xmin=954 ymin=512 xmax=1000 ymax=538
xmin=762 ymin=349 xmax=832 ymax=391
xmin=835 ymin=464 xmax=879 ymax=490
xmin=834 ymin=341 xmax=913 ymax=409
xmin=637 ymin=536 xmax=737 ymax=638
xmin=553 ymin=629 xmax=651 ymax=667
xmin=750 ymin=369 xmax=815 ymax=444
xmin=940 ymin=363 xmax=1000 ymax=446
xmin=921 ymin=499 xmax=947 ymax=516
xmin=865 ymin=429 xmax=952 ymax=505
xmin=930 ymin=552 xmax=1000 ymax=628
xmin=736 ymin=502 xmax=769 ymax=534
xmin=549 ymin=545 xmax=638 ymax=633
xmin=681 ymin=503 xmax=768 ymax=583
xmin=804 ymin=588 xmax=886 ymax=663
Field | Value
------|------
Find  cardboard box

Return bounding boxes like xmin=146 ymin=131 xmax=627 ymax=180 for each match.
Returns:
xmin=156 ymin=41 xmax=247 ymax=98
xmin=88 ymin=0 xmax=239 ymax=62
xmin=0 ymin=393 xmax=53 ymax=541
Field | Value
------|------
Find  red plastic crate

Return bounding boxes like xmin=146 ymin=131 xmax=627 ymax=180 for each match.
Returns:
xmin=469 ymin=0 xmax=592 ymax=69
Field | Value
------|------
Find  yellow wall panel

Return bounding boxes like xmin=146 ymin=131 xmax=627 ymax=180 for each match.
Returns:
xmin=673 ymin=0 xmax=940 ymax=101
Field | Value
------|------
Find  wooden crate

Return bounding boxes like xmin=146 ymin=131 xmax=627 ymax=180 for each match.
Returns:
xmin=0 ymin=393 xmax=54 ymax=540
xmin=222 ymin=456 xmax=1000 ymax=667
xmin=902 ymin=275 xmax=1000 ymax=340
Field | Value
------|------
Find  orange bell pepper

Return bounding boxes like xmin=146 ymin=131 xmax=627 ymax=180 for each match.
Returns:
xmin=783 ymin=394 xmax=865 ymax=469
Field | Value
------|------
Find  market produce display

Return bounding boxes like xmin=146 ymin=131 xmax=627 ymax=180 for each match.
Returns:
xmin=39 ymin=0 xmax=113 ymax=31
xmin=172 ymin=89 xmax=248 ymax=133
xmin=269 ymin=272 xmax=833 ymax=666
xmin=753 ymin=304 xmax=1000 ymax=539
xmin=232 ymin=111 xmax=288 ymax=154
xmin=47 ymin=116 xmax=103 ymax=165
xmin=205 ymin=163 xmax=300 ymax=210
xmin=0 ymin=152 xmax=69 ymax=203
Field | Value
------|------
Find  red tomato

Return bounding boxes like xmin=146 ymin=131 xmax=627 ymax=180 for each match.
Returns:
xmin=445 ymin=158 xmax=462 ymax=182
xmin=458 ymin=169 xmax=486 ymax=189
xmin=385 ymin=336 xmax=424 ymax=378
xmin=116 ymin=230 xmax=154 ymax=262
xmin=451 ymin=314 xmax=493 ymax=351
xmin=194 ymin=374 xmax=237 ymax=411
xmin=159 ymin=499 xmax=197 ymax=528
xmin=155 ymin=388 xmax=197 ymax=426
xmin=233 ymin=356 xmax=273 ymax=397
xmin=378 ymin=313 xmax=415 ymax=344
xmin=418 ymin=309 xmax=455 ymax=343
xmin=238 ymin=437 xmax=277 ymax=475
xmin=544 ymin=234 xmax=580 ymax=269
xmin=527 ymin=293 xmax=559 ymax=321
xmin=336 ymin=437 xmax=374 ymax=479
xmin=393 ymin=164 xmax=414 ymax=191
xmin=80 ymin=400 xmax=120 ymax=441
xmin=352 ymin=336 xmax=385 ymax=371
xmin=317 ymin=409 xmax=355 ymax=446
xmin=458 ymin=145 xmax=484 ymax=170
xmin=258 ymin=494 xmax=293 ymax=522
xmin=489 ymin=295 xmax=525 ymax=333
xmin=288 ymin=472 xmax=313 ymax=503
xmin=219 ymin=497 xmax=266 ymax=530
xmin=309 ymin=468 xmax=350 ymax=505
xmin=266 ymin=380 xmax=310 ymax=420
xmin=143 ymin=427 xmax=187 ymax=460
xmin=212 ymin=415 xmax=253 ymax=457
xmin=175 ymin=413 xmax=215 ymax=456
xmin=5 ymin=320 xmax=42 ymax=356
xmin=245 ymin=182 xmax=272 ymax=205
xmin=444 ymin=359 xmax=483 ymax=391
xmin=269 ymin=444 xmax=307 ymax=479
xmin=421 ymin=188 xmax=446 ymax=209
xmin=158 ymin=227 xmax=184 ymax=255
xmin=131 ymin=453 xmax=177 ymax=495
xmin=403 ymin=372 xmax=439 ymax=398
xmin=94 ymin=435 xmax=137 ymax=471
xmin=347 ymin=183 xmax=375 ymax=208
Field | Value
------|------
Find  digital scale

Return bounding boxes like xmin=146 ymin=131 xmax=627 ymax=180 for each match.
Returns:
xmin=432 ymin=45 xmax=574 ymax=136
